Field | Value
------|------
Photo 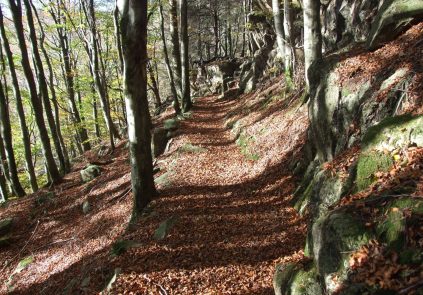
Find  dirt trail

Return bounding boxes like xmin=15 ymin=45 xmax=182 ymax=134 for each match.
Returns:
xmin=0 ymin=94 xmax=306 ymax=294
xmin=111 ymin=95 xmax=306 ymax=294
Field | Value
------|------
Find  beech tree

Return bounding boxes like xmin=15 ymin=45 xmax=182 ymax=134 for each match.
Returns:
xmin=0 ymin=6 xmax=38 ymax=191
xmin=8 ymin=0 xmax=61 ymax=184
xmin=303 ymin=0 xmax=322 ymax=88
xmin=119 ymin=0 xmax=157 ymax=213
xmin=179 ymin=0 xmax=192 ymax=112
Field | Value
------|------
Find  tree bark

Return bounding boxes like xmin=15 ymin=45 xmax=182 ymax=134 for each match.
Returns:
xmin=24 ymin=0 xmax=67 ymax=176
xmin=0 ymin=6 xmax=38 ymax=192
xmin=0 ymin=73 xmax=26 ymax=197
xmin=159 ymin=0 xmax=181 ymax=115
xmin=0 ymin=135 xmax=9 ymax=201
xmin=113 ymin=0 xmax=124 ymax=74
xmin=8 ymin=0 xmax=61 ymax=184
xmin=303 ymin=0 xmax=322 ymax=88
xmin=283 ymin=0 xmax=295 ymax=74
xmin=169 ymin=0 xmax=183 ymax=98
xmin=119 ymin=0 xmax=157 ymax=213
xmin=49 ymin=1 xmax=91 ymax=153
xmin=272 ymin=0 xmax=285 ymax=59
xmin=30 ymin=2 xmax=71 ymax=174
xmin=83 ymin=0 xmax=120 ymax=150
xmin=148 ymin=62 xmax=162 ymax=114
xmin=179 ymin=0 xmax=192 ymax=112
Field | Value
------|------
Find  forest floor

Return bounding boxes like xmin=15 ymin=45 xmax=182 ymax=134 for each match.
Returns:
xmin=0 ymin=78 xmax=309 ymax=294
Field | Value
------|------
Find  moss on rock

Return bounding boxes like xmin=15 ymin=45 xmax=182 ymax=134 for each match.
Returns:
xmin=355 ymin=152 xmax=393 ymax=192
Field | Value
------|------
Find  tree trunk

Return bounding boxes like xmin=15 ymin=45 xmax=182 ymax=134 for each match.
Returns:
xmin=179 ymin=0 xmax=192 ymax=112
xmin=148 ymin=62 xmax=162 ymax=114
xmin=169 ymin=0 xmax=183 ymax=98
xmin=0 ymin=135 xmax=9 ymax=201
xmin=119 ymin=0 xmax=157 ymax=213
xmin=0 ymin=74 xmax=25 ymax=197
xmin=159 ymin=0 xmax=181 ymax=115
xmin=84 ymin=0 xmax=119 ymax=150
xmin=30 ymin=1 xmax=71 ymax=174
xmin=114 ymin=0 xmax=124 ymax=73
xmin=272 ymin=0 xmax=285 ymax=59
xmin=0 ymin=6 xmax=38 ymax=192
xmin=24 ymin=0 xmax=66 ymax=176
xmin=49 ymin=2 xmax=91 ymax=153
xmin=303 ymin=0 xmax=322 ymax=88
xmin=283 ymin=0 xmax=295 ymax=75
xmin=8 ymin=0 xmax=61 ymax=184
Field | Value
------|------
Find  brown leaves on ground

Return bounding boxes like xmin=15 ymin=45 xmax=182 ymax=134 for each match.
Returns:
xmin=0 ymin=76 xmax=308 ymax=294
xmin=348 ymin=240 xmax=423 ymax=293
xmin=336 ymin=22 xmax=423 ymax=115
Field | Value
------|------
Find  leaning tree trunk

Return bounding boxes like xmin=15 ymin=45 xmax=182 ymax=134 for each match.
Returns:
xmin=24 ymin=0 xmax=67 ymax=176
xmin=8 ymin=0 xmax=61 ymax=184
xmin=169 ymin=0 xmax=183 ymax=98
xmin=303 ymin=0 xmax=322 ymax=88
xmin=119 ymin=0 xmax=157 ymax=213
xmin=159 ymin=0 xmax=181 ymax=115
xmin=0 ymin=77 xmax=26 ymax=197
xmin=179 ymin=0 xmax=192 ymax=112
xmin=0 ymin=6 xmax=38 ymax=192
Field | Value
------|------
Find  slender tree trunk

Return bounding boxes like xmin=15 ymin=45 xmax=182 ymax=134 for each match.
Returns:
xmin=119 ymin=0 xmax=157 ymax=213
xmin=24 ymin=0 xmax=66 ymax=176
xmin=283 ymin=0 xmax=295 ymax=74
xmin=0 ymin=6 xmax=38 ymax=192
xmin=0 ymin=75 xmax=25 ymax=196
xmin=92 ymin=94 xmax=101 ymax=139
xmin=179 ymin=0 xmax=192 ymax=112
xmin=148 ymin=62 xmax=162 ymax=114
xmin=213 ymin=9 xmax=220 ymax=57
xmin=30 ymin=2 xmax=71 ymax=173
xmin=50 ymin=2 xmax=91 ymax=152
xmin=113 ymin=0 xmax=124 ymax=73
xmin=84 ymin=0 xmax=119 ymax=149
xmin=169 ymin=0 xmax=182 ymax=97
xmin=0 ymin=135 xmax=9 ymax=201
xmin=303 ymin=0 xmax=322 ymax=88
xmin=159 ymin=0 xmax=181 ymax=115
xmin=8 ymin=0 xmax=61 ymax=184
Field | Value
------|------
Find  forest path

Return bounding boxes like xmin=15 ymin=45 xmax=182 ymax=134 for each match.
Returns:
xmin=0 ymin=93 xmax=306 ymax=295
xmin=111 ymin=95 xmax=306 ymax=294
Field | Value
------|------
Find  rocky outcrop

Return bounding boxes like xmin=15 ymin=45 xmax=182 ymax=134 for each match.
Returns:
xmin=239 ymin=10 xmax=275 ymax=94
xmin=367 ymin=0 xmax=423 ymax=49
xmin=277 ymin=23 xmax=423 ymax=295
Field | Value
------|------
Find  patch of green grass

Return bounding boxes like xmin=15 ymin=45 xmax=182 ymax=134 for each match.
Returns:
xmin=236 ymin=132 xmax=260 ymax=161
xmin=178 ymin=143 xmax=207 ymax=154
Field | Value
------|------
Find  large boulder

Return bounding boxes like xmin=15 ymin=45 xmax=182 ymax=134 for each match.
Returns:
xmin=80 ymin=165 xmax=101 ymax=183
xmin=367 ymin=0 xmax=423 ymax=50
